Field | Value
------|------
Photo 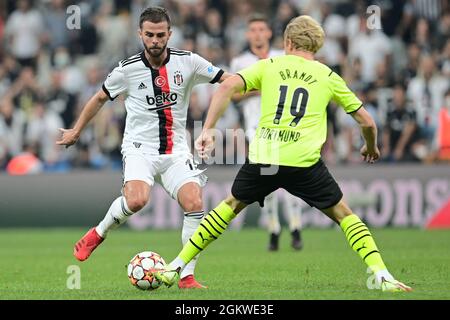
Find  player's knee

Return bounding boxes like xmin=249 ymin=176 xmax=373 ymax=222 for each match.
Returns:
xmin=322 ymin=199 xmax=353 ymax=224
xmin=126 ymin=195 xmax=149 ymax=212
xmin=224 ymin=195 xmax=247 ymax=214
xmin=181 ymin=196 xmax=203 ymax=212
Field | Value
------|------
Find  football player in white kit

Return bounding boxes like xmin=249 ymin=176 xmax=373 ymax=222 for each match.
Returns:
xmin=230 ymin=14 xmax=303 ymax=251
xmin=57 ymin=7 xmax=230 ymax=289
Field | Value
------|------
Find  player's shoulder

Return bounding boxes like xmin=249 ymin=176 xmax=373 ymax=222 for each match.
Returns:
xmin=119 ymin=52 xmax=143 ymax=69
xmin=168 ymin=48 xmax=196 ymax=66
xmin=169 ymin=47 xmax=192 ymax=57
xmin=312 ymin=59 xmax=335 ymax=77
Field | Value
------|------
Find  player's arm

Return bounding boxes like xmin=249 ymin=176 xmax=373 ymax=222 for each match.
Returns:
xmin=56 ymin=89 xmax=109 ymax=147
xmin=57 ymin=63 xmax=127 ymax=147
xmin=231 ymin=90 xmax=260 ymax=103
xmin=329 ymin=70 xmax=380 ymax=163
xmin=204 ymin=75 xmax=245 ymax=129
xmin=349 ymin=107 xmax=380 ymax=163
xmin=217 ymin=71 xmax=233 ymax=83
xmin=229 ymin=60 xmax=260 ymax=102
xmin=196 ymin=75 xmax=245 ymax=158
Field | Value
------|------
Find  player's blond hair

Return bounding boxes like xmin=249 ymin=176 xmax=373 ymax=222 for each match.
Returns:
xmin=284 ymin=15 xmax=325 ymax=54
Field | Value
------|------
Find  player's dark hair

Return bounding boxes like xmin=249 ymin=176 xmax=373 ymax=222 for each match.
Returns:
xmin=139 ymin=6 xmax=171 ymax=29
xmin=247 ymin=13 xmax=270 ymax=27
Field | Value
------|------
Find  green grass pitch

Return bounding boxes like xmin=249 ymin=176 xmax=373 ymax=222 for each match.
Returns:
xmin=1 ymin=228 xmax=449 ymax=300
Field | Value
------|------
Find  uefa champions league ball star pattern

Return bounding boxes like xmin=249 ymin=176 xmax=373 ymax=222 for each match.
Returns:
xmin=127 ymin=251 xmax=166 ymax=290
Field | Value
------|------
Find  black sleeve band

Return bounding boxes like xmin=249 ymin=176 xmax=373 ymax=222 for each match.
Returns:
xmin=102 ymin=84 xmax=116 ymax=101
xmin=209 ymin=69 xmax=225 ymax=84
xmin=236 ymin=73 xmax=247 ymax=93
xmin=347 ymin=104 xmax=363 ymax=114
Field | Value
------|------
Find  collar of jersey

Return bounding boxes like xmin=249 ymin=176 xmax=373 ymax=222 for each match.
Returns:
xmin=140 ymin=48 xmax=171 ymax=70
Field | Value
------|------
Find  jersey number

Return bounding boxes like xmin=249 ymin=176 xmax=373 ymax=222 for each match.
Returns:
xmin=273 ymin=85 xmax=309 ymax=127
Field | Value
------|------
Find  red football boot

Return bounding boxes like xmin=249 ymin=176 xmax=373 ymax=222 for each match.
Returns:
xmin=178 ymin=275 xmax=208 ymax=289
xmin=73 ymin=228 xmax=104 ymax=261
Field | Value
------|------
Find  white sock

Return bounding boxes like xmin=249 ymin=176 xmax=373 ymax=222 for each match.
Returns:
xmin=180 ymin=211 xmax=204 ymax=279
xmin=375 ymin=269 xmax=395 ymax=286
xmin=284 ymin=195 xmax=302 ymax=232
xmin=169 ymin=256 xmax=187 ymax=272
xmin=96 ymin=196 xmax=135 ymax=238
xmin=263 ymin=193 xmax=280 ymax=234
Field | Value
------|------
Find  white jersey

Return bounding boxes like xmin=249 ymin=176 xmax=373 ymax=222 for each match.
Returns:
xmin=230 ymin=48 xmax=283 ymax=140
xmin=103 ymin=48 xmax=224 ymax=155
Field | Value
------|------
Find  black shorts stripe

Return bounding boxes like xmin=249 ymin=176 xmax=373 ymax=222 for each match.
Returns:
xmin=212 ymin=210 xmax=228 ymax=225
xmin=204 ymin=217 xmax=222 ymax=235
xmin=200 ymin=223 xmax=217 ymax=239
xmin=189 ymin=239 xmax=203 ymax=251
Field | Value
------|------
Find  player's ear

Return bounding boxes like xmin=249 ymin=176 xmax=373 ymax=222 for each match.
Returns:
xmin=284 ymin=37 xmax=292 ymax=52
xmin=138 ymin=28 xmax=142 ymax=40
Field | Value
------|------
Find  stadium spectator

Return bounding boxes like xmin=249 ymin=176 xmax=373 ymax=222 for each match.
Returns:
xmin=4 ymin=0 xmax=44 ymax=69
xmin=0 ymin=0 xmax=449 ymax=171
xmin=41 ymin=0 xmax=71 ymax=54
xmin=26 ymin=99 xmax=66 ymax=171
xmin=382 ymin=83 xmax=419 ymax=162
xmin=348 ymin=16 xmax=392 ymax=84
xmin=6 ymin=67 xmax=43 ymax=117
xmin=436 ymin=88 xmax=450 ymax=160
xmin=46 ymin=69 xmax=78 ymax=128
xmin=0 ymin=97 xmax=26 ymax=168
xmin=407 ymin=55 xmax=449 ymax=159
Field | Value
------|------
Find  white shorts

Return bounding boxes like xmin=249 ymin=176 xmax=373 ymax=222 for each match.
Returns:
xmin=122 ymin=151 xmax=207 ymax=201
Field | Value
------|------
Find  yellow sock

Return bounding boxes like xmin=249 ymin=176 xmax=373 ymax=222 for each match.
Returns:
xmin=340 ymin=214 xmax=387 ymax=273
xmin=179 ymin=201 xmax=236 ymax=263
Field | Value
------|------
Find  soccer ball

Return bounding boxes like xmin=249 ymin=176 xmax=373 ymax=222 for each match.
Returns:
xmin=127 ymin=251 xmax=166 ymax=290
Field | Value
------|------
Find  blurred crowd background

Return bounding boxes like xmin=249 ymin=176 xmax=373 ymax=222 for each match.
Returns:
xmin=0 ymin=0 xmax=449 ymax=174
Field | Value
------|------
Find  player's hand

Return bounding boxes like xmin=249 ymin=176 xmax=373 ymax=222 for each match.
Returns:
xmin=195 ymin=130 xmax=215 ymax=160
xmin=56 ymin=128 xmax=80 ymax=148
xmin=360 ymin=145 xmax=380 ymax=164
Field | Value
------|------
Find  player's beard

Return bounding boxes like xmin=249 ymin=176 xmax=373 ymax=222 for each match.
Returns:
xmin=143 ymin=42 xmax=167 ymax=58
